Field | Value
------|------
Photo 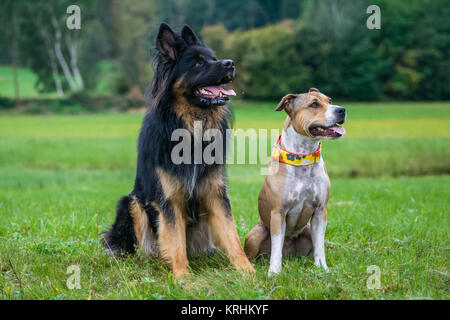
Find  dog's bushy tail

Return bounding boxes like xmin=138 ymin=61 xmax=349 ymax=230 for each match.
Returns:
xmin=102 ymin=195 xmax=137 ymax=256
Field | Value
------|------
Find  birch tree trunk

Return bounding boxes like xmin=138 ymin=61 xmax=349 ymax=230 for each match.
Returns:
xmin=48 ymin=46 xmax=64 ymax=97
xmin=65 ymin=32 xmax=84 ymax=90
xmin=51 ymin=16 xmax=78 ymax=92
xmin=11 ymin=6 xmax=20 ymax=105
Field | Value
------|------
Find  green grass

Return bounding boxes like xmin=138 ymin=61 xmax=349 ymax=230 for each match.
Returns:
xmin=1 ymin=101 xmax=449 ymax=176
xmin=0 ymin=66 xmax=58 ymax=99
xmin=0 ymin=101 xmax=449 ymax=299
xmin=0 ymin=62 xmax=121 ymax=99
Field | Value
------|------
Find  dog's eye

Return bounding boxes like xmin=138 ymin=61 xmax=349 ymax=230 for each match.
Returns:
xmin=309 ymin=102 xmax=320 ymax=108
xmin=195 ymin=58 xmax=205 ymax=67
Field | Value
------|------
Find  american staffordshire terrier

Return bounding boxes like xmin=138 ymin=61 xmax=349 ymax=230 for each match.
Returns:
xmin=244 ymin=88 xmax=346 ymax=276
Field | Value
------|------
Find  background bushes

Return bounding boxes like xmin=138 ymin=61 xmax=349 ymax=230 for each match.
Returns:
xmin=201 ymin=0 xmax=450 ymax=101
xmin=0 ymin=0 xmax=448 ymax=104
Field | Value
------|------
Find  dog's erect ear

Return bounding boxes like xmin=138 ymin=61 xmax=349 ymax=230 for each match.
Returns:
xmin=157 ymin=23 xmax=180 ymax=60
xmin=309 ymin=88 xmax=320 ymax=93
xmin=181 ymin=25 xmax=201 ymax=46
xmin=275 ymin=94 xmax=297 ymax=112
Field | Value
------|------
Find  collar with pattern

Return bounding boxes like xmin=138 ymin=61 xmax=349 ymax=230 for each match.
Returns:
xmin=271 ymin=135 xmax=321 ymax=166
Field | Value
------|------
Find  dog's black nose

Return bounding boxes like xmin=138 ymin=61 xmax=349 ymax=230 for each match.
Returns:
xmin=335 ymin=107 xmax=346 ymax=116
xmin=221 ymin=59 xmax=234 ymax=69
xmin=335 ymin=106 xmax=346 ymax=123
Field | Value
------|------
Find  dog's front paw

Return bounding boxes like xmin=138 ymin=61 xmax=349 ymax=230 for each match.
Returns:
xmin=318 ymin=265 xmax=330 ymax=273
xmin=232 ymin=256 xmax=256 ymax=273
xmin=172 ymin=266 xmax=191 ymax=278
xmin=268 ymin=271 xmax=280 ymax=278
xmin=268 ymin=264 xmax=282 ymax=277
xmin=239 ymin=263 xmax=256 ymax=274
xmin=314 ymin=259 xmax=329 ymax=272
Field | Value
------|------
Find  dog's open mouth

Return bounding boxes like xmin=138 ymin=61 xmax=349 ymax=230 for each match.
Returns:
xmin=194 ymin=86 xmax=236 ymax=99
xmin=309 ymin=123 xmax=346 ymax=138
xmin=194 ymin=74 xmax=236 ymax=104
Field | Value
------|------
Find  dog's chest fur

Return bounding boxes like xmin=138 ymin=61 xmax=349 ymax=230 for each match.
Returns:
xmin=281 ymin=159 xmax=329 ymax=237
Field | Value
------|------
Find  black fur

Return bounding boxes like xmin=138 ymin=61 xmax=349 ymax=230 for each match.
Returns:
xmin=103 ymin=23 xmax=235 ymax=255
xmin=102 ymin=196 xmax=136 ymax=255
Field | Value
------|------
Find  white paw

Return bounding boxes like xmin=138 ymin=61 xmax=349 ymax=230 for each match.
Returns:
xmin=268 ymin=270 xmax=280 ymax=277
xmin=268 ymin=265 xmax=281 ymax=277
xmin=314 ymin=258 xmax=329 ymax=272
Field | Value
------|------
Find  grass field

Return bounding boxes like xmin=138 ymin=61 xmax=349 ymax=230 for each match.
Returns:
xmin=0 ymin=66 xmax=60 ymax=99
xmin=0 ymin=100 xmax=449 ymax=300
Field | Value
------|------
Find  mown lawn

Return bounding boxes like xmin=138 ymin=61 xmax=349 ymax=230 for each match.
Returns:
xmin=0 ymin=101 xmax=449 ymax=299
xmin=0 ymin=66 xmax=59 ymax=99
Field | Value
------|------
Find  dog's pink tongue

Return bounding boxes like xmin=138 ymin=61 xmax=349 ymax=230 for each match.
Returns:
xmin=204 ymin=86 xmax=236 ymax=97
xmin=330 ymin=125 xmax=346 ymax=136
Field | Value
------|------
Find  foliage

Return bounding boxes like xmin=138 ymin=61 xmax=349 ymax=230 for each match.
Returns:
xmin=201 ymin=0 xmax=450 ymax=100
xmin=0 ymin=0 xmax=448 ymax=101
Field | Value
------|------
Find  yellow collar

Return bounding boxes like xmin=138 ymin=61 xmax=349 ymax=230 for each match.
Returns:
xmin=271 ymin=135 xmax=321 ymax=166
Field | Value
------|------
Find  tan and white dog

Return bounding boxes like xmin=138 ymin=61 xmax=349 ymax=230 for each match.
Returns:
xmin=244 ymin=88 xmax=346 ymax=276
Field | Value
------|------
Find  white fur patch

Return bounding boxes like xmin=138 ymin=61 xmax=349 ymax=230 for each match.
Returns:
xmin=268 ymin=219 xmax=286 ymax=276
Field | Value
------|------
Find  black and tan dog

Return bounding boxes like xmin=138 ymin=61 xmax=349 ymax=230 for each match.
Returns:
xmin=103 ymin=23 xmax=254 ymax=277
xmin=244 ymin=88 xmax=346 ymax=276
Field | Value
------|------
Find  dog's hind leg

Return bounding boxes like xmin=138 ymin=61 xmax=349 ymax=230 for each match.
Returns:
xmin=293 ymin=224 xmax=313 ymax=257
xmin=103 ymin=196 xmax=137 ymax=256
xmin=129 ymin=197 xmax=158 ymax=255
xmin=244 ymin=219 xmax=269 ymax=259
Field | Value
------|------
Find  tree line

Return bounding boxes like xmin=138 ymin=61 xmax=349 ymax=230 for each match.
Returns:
xmin=0 ymin=0 xmax=448 ymax=103
xmin=204 ymin=0 xmax=450 ymax=101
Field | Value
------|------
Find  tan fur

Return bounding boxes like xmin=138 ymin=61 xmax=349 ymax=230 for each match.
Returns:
xmin=172 ymin=78 xmax=228 ymax=132
xmin=206 ymin=196 xmax=254 ymax=272
xmin=258 ymin=225 xmax=313 ymax=257
xmin=245 ymin=88 xmax=334 ymax=261
xmin=199 ymin=167 xmax=254 ymax=272
xmin=257 ymin=162 xmax=287 ymax=227
xmin=283 ymin=116 xmax=292 ymax=131
xmin=270 ymin=210 xmax=286 ymax=236
xmin=197 ymin=166 xmax=226 ymax=208
xmin=244 ymin=219 xmax=269 ymax=259
xmin=295 ymin=205 xmax=314 ymax=231
xmin=155 ymin=168 xmax=190 ymax=277
xmin=278 ymin=90 xmax=333 ymax=138
xmin=156 ymin=167 xmax=187 ymax=203
xmin=244 ymin=160 xmax=288 ymax=257
xmin=151 ymin=70 xmax=250 ymax=276
xmin=156 ymin=204 xmax=190 ymax=278
xmin=155 ymin=166 xmax=253 ymax=276
xmin=130 ymin=196 xmax=149 ymax=249
xmin=292 ymin=94 xmax=328 ymax=137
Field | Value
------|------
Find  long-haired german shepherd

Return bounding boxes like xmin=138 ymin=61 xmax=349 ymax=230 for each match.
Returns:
xmin=103 ymin=23 xmax=254 ymax=277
